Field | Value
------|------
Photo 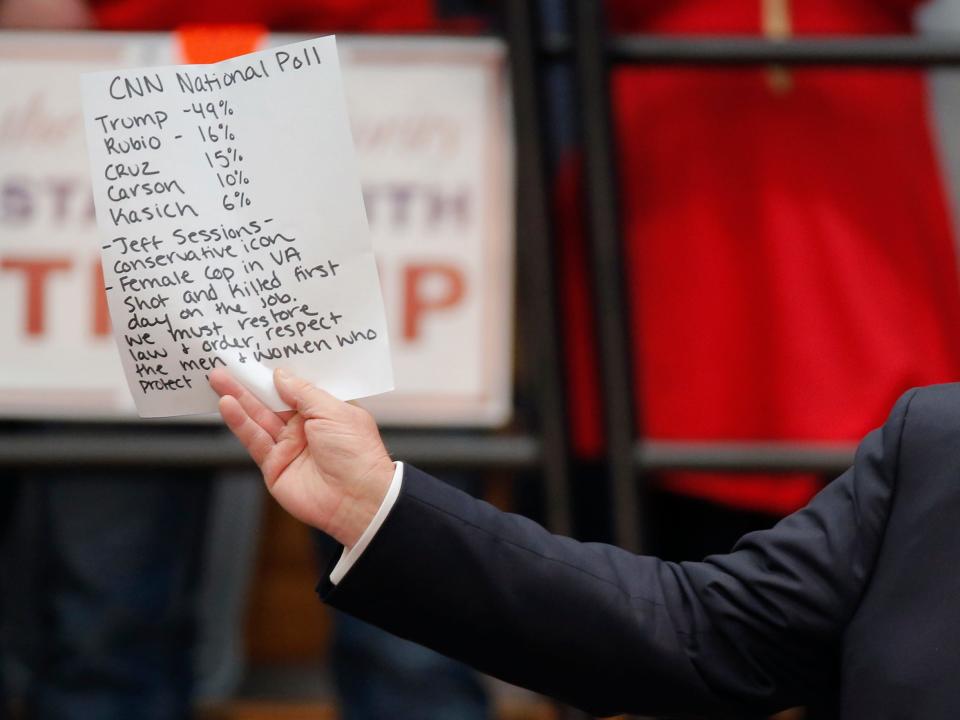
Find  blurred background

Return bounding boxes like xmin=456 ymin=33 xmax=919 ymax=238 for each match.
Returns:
xmin=3 ymin=1 xmax=960 ymax=719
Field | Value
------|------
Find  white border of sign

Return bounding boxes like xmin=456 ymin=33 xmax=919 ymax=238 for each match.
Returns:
xmin=0 ymin=31 xmax=515 ymax=427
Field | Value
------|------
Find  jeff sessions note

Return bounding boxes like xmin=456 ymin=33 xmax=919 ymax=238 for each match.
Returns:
xmin=80 ymin=37 xmax=394 ymax=417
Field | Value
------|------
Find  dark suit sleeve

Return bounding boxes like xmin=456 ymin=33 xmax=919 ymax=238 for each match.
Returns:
xmin=318 ymin=389 xmax=917 ymax=718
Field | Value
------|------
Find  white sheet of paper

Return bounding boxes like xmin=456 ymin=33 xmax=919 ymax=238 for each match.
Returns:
xmin=80 ymin=36 xmax=393 ymax=417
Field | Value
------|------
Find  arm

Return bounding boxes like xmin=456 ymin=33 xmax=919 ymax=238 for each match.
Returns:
xmin=321 ymin=390 xmax=914 ymax=716
xmin=211 ymin=368 xmax=915 ymax=717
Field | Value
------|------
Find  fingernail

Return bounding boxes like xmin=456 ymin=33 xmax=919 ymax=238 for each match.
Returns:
xmin=275 ymin=368 xmax=290 ymax=383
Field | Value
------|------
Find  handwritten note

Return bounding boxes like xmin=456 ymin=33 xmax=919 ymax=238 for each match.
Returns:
xmin=80 ymin=36 xmax=393 ymax=417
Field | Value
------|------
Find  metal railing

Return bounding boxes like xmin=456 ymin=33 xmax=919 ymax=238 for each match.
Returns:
xmin=0 ymin=431 xmax=542 ymax=469
xmin=3 ymin=17 xmax=955 ymax=541
xmin=0 ymin=432 xmax=858 ymax=475
xmin=545 ymin=34 xmax=960 ymax=65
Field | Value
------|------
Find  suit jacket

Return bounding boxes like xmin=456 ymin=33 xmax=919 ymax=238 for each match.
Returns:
xmin=317 ymin=384 xmax=960 ymax=718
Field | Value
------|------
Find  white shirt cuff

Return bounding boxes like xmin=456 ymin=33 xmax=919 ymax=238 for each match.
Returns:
xmin=329 ymin=461 xmax=404 ymax=585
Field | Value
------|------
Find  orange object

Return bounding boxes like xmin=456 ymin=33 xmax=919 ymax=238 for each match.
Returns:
xmin=175 ymin=24 xmax=267 ymax=64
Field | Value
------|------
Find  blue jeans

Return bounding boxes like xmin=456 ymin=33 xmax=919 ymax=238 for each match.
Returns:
xmin=0 ymin=474 xmax=19 ymax=719
xmin=332 ymin=612 xmax=489 ymax=720
xmin=12 ymin=468 xmax=210 ymax=720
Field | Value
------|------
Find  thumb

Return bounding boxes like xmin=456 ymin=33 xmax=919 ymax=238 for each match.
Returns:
xmin=273 ymin=369 xmax=341 ymax=419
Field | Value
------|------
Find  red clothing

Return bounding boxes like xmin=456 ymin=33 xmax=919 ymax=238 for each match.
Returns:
xmin=90 ymin=0 xmax=487 ymax=33
xmin=563 ymin=0 xmax=960 ymax=514
xmin=91 ymin=0 xmax=436 ymax=32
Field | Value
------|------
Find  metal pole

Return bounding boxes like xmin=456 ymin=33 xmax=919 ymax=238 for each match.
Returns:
xmin=503 ymin=0 xmax=573 ymax=536
xmin=608 ymin=35 xmax=960 ymax=66
xmin=542 ymin=34 xmax=960 ymax=66
xmin=637 ymin=440 xmax=856 ymax=474
xmin=0 ymin=432 xmax=861 ymax=474
xmin=571 ymin=0 xmax=641 ymax=553
xmin=0 ymin=431 xmax=543 ymax=470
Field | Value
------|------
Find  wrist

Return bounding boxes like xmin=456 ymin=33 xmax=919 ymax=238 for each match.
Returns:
xmin=328 ymin=459 xmax=396 ymax=548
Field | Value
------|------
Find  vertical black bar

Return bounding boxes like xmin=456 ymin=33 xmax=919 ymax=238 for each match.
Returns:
xmin=571 ymin=0 xmax=642 ymax=552
xmin=503 ymin=0 xmax=572 ymax=537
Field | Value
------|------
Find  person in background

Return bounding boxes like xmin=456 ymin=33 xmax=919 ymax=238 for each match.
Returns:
xmin=0 ymin=1 xmax=491 ymax=719
xmin=0 ymin=3 xmax=213 ymax=719
xmin=557 ymin=0 xmax=960 ymax=557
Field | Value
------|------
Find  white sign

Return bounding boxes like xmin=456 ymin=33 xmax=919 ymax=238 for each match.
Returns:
xmin=0 ymin=32 xmax=513 ymax=425
xmin=81 ymin=36 xmax=393 ymax=417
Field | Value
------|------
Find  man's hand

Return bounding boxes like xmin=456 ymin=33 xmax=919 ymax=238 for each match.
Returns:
xmin=210 ymin=368 xmax=395 ymax=548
